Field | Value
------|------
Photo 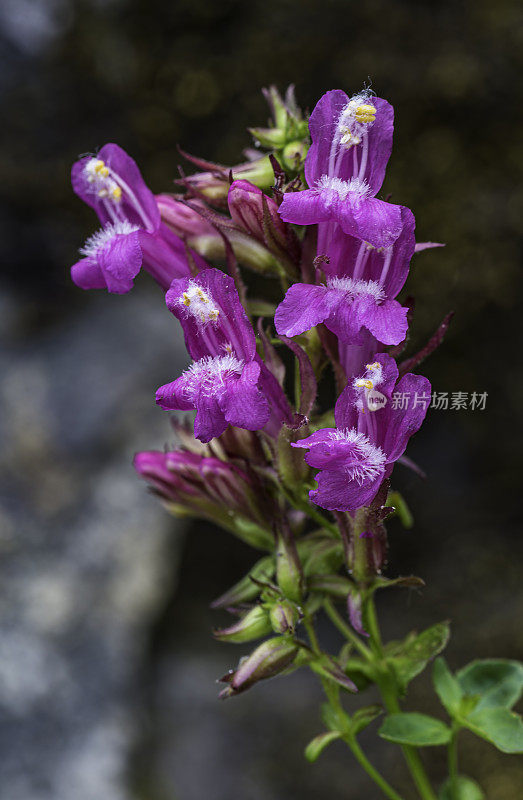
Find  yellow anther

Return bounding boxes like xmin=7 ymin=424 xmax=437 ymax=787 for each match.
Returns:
xmin=366 ymin=362 xmax=381 ymax=371
xmin=112 ymin=185 xmax=122 ymax=201
xmin=356 ymin=378 xmax=374 ymax=390
xmin=355 ymin=104 xmax=376 ymax=124
xmin=182 ymin=292 xmax=191 ymax=306
xmin=209 ymin=310 xmax=219 ymax=320
xmin=93 ymin=159 xmax=107 ymax=174
xmin=196 ymin=288 xmax=209 ymax=303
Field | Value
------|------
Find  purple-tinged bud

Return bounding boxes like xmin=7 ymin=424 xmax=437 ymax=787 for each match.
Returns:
xmin=214 ymin=605 xmax=272 ymax=643
xmin=219 ymin=636 xmax=299 ymax=697
xmin=228 ymin=180 xmax=285 ymax=242
xmin=269 ymin=599 xmax=301 ymax=634
xmin=180 ymin=155 xmax=275 ymax=207
xmin=276 ymin=530 xmax=304 ymax=603
xmin=156 ymin=194 xmax=215 ymax=239
xmin=228 ymin=180 xmax=301 ymax=273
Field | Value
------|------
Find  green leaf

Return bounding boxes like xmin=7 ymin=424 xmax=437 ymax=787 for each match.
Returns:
xmin=387 ymin=621 xmax=451 ymax=693
xmin=304 ymin=731 xmax=342 ymax=762
xmin=457 ymin=659 xmax=523 ymax=711
xmin=439 ymin=775 xmax=485 ymax=800
xmin=387 ymin=490 xmax=414 ymax=528
xmin=464 ymin=707 xmax=523 ymax=754
xmin=379 ymin=713 xmax=452 ymax=746
xmin=350 ymin=705 xmax=383 ymax=735
xmin=433 ymin=657 xmax=464 ymax=716
xmin=344 ymin=657 xmax=378 ymax=691
xmin=246 ymin=299 xmax=277 ymax=317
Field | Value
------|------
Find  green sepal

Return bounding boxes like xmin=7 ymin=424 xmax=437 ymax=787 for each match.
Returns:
xmin=304 ymin=731 xmax=342 ymax=763
xmin=386 ymin=490 xmax=414 ymax=528
xmin=438 ymin=776 xmax=485 ymax=800
xmin=350 ymin=705 xmax=383 ymax=735
xmin=210 ymin=556 xmax=275 ymax=609
xmin=308 ymin=573 xmax=353 ymax=598
xmin=379 ymin=712 xmax=452 ymax=747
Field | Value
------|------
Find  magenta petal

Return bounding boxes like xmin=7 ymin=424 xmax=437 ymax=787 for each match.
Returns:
xmin=363 ymin=299 xmax=408 ymax=346
xmin=275 ymin=283 xmax=338 ymax=337
xmin=339 ymin=196 xmax=403 ymax=248
xmin=305 ymin=89 xmax=349 ymax=186
xmin=98 ymin=143 xmax=160 ymax=231
xmin=98 ymin=231 xmax=142 ymax=293
xmin=166 ymin=268 xmax=256 ymax=362
xmin=194 ymin=395 xmax=228 ymax=442
xmin=363 ymin=97 xmax=394 ymax=195
xmin=221 ymin=363 xmax=270 ymax=431
xmin=382 ymin=373 xmax=431 ymax=461
xmin=71 ymin=256 xmax=106 ymax=291
xmin=311 ymin=468 xmax=384 ymax=512
xmin=155 ymin=377 xmax=194 ymax=411
xmin=278 ymin=189 xmax=332 ymax=226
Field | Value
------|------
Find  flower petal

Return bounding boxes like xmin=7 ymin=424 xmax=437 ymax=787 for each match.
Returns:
xmin=278 ymin=189 xmax=332 ymax=226
xmin=275 ymin=283 xmax=339 ymax=337
xmin=362 ymin=299 xmax=409 ymax=346
xmin=338 ymin=196 xmax=403 ymax=248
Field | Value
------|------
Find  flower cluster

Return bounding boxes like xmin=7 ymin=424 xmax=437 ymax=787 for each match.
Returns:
xmin=70 ymin=85 xmax=442 ymax=693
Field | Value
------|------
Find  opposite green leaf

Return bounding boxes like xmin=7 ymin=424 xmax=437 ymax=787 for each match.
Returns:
xmin=350 ymin=705 xmax=383 ymax=735
xmin=457 ymin=659 xmax=523 ymax=711
xmin=439 ymin=775 xmax=485 ymax=800
xmin=305 ymin=731 xmax=342 ymax=762
xmin=379 ymin=712 xmax=452 ymax=746
xmin=433 ymin=657 xmax=464 ymax=716
xmin=387 ymin=621 xmax=451 ymax=693
xmin=465 ymin=707 xmax=523 ymax=754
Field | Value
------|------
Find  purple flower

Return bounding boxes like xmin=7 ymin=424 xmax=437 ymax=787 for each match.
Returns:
xmin=278 ymin=90 xmax=403 ymax=248
xmin=156 ymin=268 xmax=293 ymax=441
xmin=71 ymin=144 xmax=205 ymax=292
xmin=275 ymin=207 xmax=414 ymax=347
xmin=293 ymin=354 xmax=430 ymax=512
xmin=156 ymin=356 xmax=270 ymax=443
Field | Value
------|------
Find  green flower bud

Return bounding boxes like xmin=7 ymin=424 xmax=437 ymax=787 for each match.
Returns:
xmin=269 ymin=599 xmax=301 ymax=634
xmin=276 ymin=532 xmax=304 ymax=603
xmin=281 ymin=140 xmax=309 ymax=171
xmin=213 ymin=605 xmax=272 ymax=644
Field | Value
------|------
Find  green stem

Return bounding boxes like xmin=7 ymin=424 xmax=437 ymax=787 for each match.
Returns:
xmin=448 ymin=726 xmax=459 ymax=800
xmin=304 ymin=613 xmax=405 ymax=800
xmin=323 ymin=598 xmax=373 ymax=660
xmin=365 ymin=596 xmax=438 ymax=800
xmin=343 ymin=734 xmax=405 ymax=800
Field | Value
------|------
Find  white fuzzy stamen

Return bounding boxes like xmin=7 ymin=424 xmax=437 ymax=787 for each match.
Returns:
xmin=337 ymin=93 xmax=377 ymax=150
xmin=84 ymin=158 xmax=122 ymax=202
xmin=178 ymin=281 xmax=220 ymax=324
xmin=79 ymin=220 xmax=140 ymax=257
xmin=328 ymin=428 xmax=386 ymax=484
xmin=186 ymin=354 xmax=243 ymax=389
xmin=316 ymin=175 xmax=371 ymax=200
xmin=327 ymin=277 xmax=385 ymax=303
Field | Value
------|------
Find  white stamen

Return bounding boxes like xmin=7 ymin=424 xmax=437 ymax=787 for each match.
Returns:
xmin=178 ymin=281 xmax=220 ymax=324
xmin=83 ymin=158 xmax=122 ymax=203
xmin=316 ymin=175 xmax=371 ymax=200
xmin=336 ymin=93 xmax=377 ymax=150
xmin=328 ymin=428 xmax=386 ymax=484
xmin=186 ymin=354 xmax=243 ymax=388
xmin=326 ymin=276 xmax=385 ymax=303
xmin=79 ymin=220 xmax=140 ymax=257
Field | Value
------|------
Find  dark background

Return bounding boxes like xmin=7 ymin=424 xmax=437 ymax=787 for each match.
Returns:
xmin=1 ymin=1 xmax=522 ymax=798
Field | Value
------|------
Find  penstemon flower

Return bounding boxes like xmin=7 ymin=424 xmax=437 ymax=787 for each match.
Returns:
xmin=294 ymin=354 xmax=430 ymax=511
xmin=70 ymin=85 xmax=523 ymax=800
xmin=71 ymin=143 xmax=206 ymax=292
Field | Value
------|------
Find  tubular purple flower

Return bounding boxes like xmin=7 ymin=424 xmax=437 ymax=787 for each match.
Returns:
xmin=278 ymin=90 xmax=403 ymax=248
xmin=71 ymin=144 xmax=205 ymax=292
xmin=157 ymin=268 xmax=294 ymax=440
xmin=293 ymin=354 xmax=430 ymax=512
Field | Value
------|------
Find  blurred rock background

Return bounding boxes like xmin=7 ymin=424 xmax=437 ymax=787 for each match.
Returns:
xmin=0 ymin=0 xmax=522 ymax=798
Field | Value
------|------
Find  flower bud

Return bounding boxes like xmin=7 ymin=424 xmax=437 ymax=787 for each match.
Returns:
xmin=181 ymin=156 xmax=275 ymax=206
xmin=211 ymin=556 xmax=275 ymax=609
xmin=269 ymin=599 xmax=301 ymax=634
xmin=228 ymin=180 xmax=285 ymax=243
xmin=219 ymin=636 xmax=299 ymax=697
xmin=276 ymin=531 xmax=304 ymax=603
xmin=214 ymin=605 xmax=272 ymax=644
xmin=281 ymin=141 xmax=309 ymax=171
xmin=156 ymin=194 xmax=215 ymax=238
